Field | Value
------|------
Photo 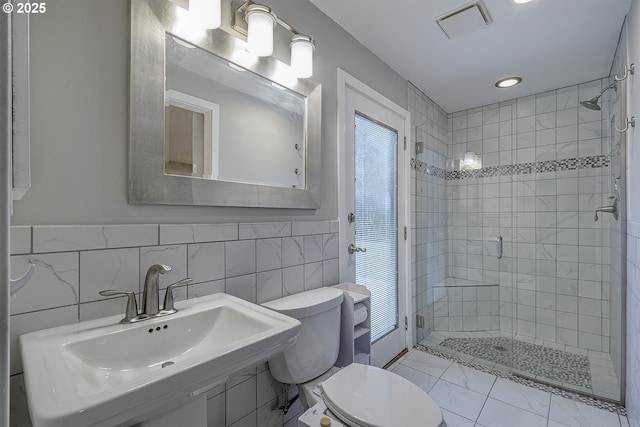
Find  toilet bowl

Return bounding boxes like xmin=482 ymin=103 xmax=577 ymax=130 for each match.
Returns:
xmin=262 ymin=287 xmax=445 ymax=427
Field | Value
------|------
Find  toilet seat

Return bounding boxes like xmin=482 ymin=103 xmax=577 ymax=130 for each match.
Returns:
xmin=320 ymin=363 xmax=444 ymax=427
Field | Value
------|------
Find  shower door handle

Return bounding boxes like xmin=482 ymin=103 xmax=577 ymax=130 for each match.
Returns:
xmin=496 ymin=236 xmax=503 ymax=260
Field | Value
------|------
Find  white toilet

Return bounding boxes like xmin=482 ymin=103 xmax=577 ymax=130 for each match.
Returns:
xmin=262 ymin=287 xmax=445 ymax=427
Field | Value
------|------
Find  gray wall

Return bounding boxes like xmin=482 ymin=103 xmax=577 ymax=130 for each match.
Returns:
xmin=12 ymin=0 xmax=407 ymax=225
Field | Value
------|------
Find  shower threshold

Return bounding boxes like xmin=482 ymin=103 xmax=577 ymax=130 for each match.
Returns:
xmin=419 ymin=330 xmax=621 ymax=403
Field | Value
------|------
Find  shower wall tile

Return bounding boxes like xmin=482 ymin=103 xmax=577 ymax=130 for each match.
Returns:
xmin=8 ymin=220 xmax=338 ymax=426
xmin=443 ymin=78 xmax=611 ymax=351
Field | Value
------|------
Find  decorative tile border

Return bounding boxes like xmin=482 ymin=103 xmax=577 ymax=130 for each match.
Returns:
xmin=411 ymin=155 xmax=610 ymax=180
xmin=416 ymin=344 xmax=626 ymax=415
xmin=410 ymin=158 xmax=446 ymax=179
xmin=447 ymin=155 xmax=610 ymax=180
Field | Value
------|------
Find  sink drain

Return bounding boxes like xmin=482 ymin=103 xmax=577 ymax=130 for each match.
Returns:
xmin=161 ymin=361 xmax=174 ymax=368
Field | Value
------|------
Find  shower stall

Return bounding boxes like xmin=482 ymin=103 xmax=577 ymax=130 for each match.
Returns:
xmin=410 ymin=25 xmax=629 ymax=403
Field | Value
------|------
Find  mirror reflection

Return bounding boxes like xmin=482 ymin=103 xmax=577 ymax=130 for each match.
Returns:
xmin=165 ymin=35 xmax=307 ymax=189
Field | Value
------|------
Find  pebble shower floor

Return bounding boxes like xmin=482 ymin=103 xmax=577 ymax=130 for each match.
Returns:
xmin=438 ymin=336 xmax=592 ymax=389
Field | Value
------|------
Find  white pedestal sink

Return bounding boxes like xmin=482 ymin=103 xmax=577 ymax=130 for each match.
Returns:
xmin=19 ymin=293 xmax=301 ymax=426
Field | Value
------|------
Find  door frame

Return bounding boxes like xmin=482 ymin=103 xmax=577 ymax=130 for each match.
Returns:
xmin=336 ymin=68 xmax=413 ymax=356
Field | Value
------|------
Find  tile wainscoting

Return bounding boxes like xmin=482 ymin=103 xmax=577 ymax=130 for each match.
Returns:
xmin=9 ymin=220 xmax=339 ymax=427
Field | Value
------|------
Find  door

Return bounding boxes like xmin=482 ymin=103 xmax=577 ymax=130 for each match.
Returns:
xmin=339 ymin=71 xmax=410 ymax=368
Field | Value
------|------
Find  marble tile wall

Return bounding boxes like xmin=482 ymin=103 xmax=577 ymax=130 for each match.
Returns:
xmin=408 ymin=83 xmax=449 ymax=343
xmin=446 ymin=79 xmax=613 ymax=352
xmin=8 ymin=220 xmax=339 ymax=426
xmin=432 ymin=280 xmax=500 ymax=332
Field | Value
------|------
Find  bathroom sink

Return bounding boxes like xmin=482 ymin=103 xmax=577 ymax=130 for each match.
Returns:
xmin=20 ymin=293 xmax=301 ymax=426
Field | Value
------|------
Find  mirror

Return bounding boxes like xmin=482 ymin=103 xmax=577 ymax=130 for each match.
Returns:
xmin=165 ymin=35 xmax=306 ymax=189
xmin=129 ymin=0 xmax=321 ymax=208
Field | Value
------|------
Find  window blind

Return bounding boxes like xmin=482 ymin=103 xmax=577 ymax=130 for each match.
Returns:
xmin=354 ymin=113 xmax=398 ymax=342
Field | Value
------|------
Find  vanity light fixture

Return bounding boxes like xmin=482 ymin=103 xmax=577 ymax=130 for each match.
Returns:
xmin=513 ymin=0 xmax=534 ymax=3
xmin=290 ymin=35 xmax=315 ymax=78
xmin=232 ymin=0 xmax=316 ymax=78
xmin=245 ymin=4 xmax=277 ymax=56
xmin=173 ymin=6 xmax=207 ymax=42
xmin=495 ymin=76 xmax=522 ymax=88
xmin=190 ymin=0 xmax=222 ymax=29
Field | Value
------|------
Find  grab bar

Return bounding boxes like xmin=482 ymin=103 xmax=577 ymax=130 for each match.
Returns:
xmin=496 ymin=236 xmax=503 ymax=259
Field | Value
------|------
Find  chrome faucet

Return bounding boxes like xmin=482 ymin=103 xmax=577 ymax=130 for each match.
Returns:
xmin=98 ymin=263 xmax=192 ymax=324
xmin=142 ymin=264 xmax=172 ymax=316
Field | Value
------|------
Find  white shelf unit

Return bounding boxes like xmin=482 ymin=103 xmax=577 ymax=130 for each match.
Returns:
xmin=333 ymin=283 xmax=371 ymax=367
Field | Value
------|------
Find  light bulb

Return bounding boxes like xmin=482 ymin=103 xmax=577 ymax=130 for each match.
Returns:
xmin=290 ymin=35 xmax=314 ymax=79
xmin=246 ymin=5 xmax=276 ymax=57
xmin=190 ymin=0 xmax=221 ymax=29
xmin=173 ymin=6 xmax=206 ymax=42
xmin=495 ymin=77 xmax=522 ymax=88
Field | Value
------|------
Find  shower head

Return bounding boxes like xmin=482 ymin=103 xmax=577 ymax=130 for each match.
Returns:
xmin=579 ymin=81 xmax=617 ymax=111
xmin=580 ymin=98 xmax=602 ymax=111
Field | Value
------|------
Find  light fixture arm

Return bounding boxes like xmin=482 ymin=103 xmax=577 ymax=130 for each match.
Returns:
xmin=232 ymin=0 xmax=309 ymax=40
xmin=615 ymin=63 xmax=635 ymax=82
xmin=231 ymin=0 xmax=315 ymax=77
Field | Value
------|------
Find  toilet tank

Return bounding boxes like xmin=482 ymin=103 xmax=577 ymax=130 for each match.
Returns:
xmin=262 ymin=287 xmax=344 ymax=384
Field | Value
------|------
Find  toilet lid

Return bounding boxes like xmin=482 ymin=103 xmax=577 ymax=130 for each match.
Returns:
xmin=320 ymin=363 xmax=443 ymax=427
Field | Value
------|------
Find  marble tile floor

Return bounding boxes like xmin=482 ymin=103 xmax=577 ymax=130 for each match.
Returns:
xmin=389 ymin=349 xmax=628 ymax=427
xmin=419 ymin=330 xmax=621 ymax=401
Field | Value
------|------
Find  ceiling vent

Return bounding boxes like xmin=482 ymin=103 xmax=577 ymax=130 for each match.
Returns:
xmin=435 ymin=1 xmax=493 ymax=39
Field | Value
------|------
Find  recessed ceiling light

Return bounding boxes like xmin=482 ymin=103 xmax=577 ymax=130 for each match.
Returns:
xmin=495 ymin=77 xmax=522 ymax=88
xmin=513 ymin=0 xmax=533 ymax=3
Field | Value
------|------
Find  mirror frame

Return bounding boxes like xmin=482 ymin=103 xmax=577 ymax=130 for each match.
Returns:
xmin=129 ymin=0 xmax=321 ymax=208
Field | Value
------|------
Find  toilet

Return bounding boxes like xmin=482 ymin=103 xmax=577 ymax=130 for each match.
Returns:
xmin=262 ymin=287 xmax=445 ymax=427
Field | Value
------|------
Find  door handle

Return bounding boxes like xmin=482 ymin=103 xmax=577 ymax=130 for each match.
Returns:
xmin=496 ymin=236 xmax=503 ymax=260
xmin=348 ymin=243 xmax=367 ymax=254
